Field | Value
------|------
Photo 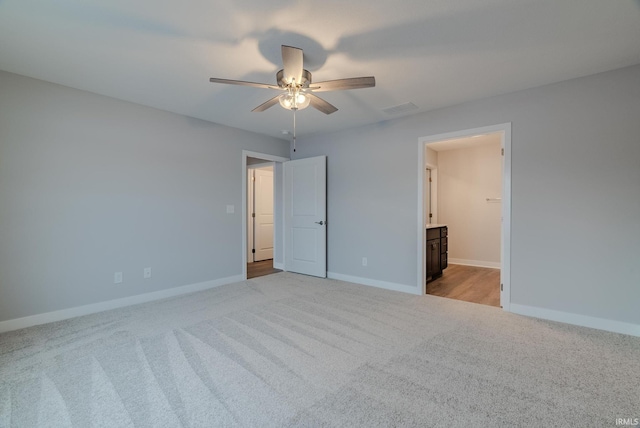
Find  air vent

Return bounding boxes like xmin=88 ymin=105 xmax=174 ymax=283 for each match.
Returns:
xmin=382 ymin=102 xmax=419 ymax=115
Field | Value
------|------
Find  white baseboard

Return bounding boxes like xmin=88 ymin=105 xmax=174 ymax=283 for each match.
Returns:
xmin=328 ymin=272 xmax=421 ymax=295
xmin=273 ymin=261 xmax=284 ymax=270
xmin=449 ymin=258 xmax=500 ymax=269
xmin=0 ymin=274 xmax=244 ymax=334
xmin=509 ymin=303 xmax=640 ymax=337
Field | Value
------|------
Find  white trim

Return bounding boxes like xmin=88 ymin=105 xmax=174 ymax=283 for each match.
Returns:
xmin=417 ymin=142 xmax=426 ymax=294
xmin=328 ymin=272 xmax=421 ymax=295
xmin=242 ymin=150 xmax=289 ymax=280
xmin=0 ymin=275 xmax=243 ymax=334
xmin=273 ymin=261 xmax=284 ymax=270
xmin=500 ymin=125 xmax=512 ymax=311
xmin=448 ymin=259 xmax=501 ymax=269
xmin=417 ymin=123 xmax=512 ymax=311
xmin=510 ymin=303 xmax=640 ymax=338
xmin=242 ymin=150 xmax=289 ymax=161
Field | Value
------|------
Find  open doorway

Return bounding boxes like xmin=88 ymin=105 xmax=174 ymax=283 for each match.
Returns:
xmin=242 ymin=151 xmax=289 ymax=280
xmin=247 ymin=161 xmax=281 ymax=279
xmin=417 ymin=124 xmax=511 ymax=310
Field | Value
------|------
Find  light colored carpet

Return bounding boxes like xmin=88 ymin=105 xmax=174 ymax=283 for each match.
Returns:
xmin=1 ymin=272 xmax=638 ymax=427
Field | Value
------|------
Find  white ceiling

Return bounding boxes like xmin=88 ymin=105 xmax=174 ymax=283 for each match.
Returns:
xmin=1 ymin=0 xmax=639 ymax=140
xmin=428 ymin=132 xmax=502 ymax=152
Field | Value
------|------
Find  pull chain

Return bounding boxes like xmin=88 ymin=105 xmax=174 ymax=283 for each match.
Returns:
xmin=292 ymin=108 xmax=297 ymax=152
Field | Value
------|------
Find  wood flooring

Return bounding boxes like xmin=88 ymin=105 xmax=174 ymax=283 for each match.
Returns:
xmin=427 ymin=264 xmax=500 ymax=307
xmin=247 ymin=259 xmax=282 ymax=279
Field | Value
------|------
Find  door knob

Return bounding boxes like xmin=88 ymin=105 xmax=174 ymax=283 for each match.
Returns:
xmin=315 ymin=221 xmax=324 ymax=225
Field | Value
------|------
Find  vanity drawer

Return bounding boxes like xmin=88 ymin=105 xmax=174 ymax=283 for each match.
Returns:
xmin=427 ymin=228 xmax=440 ymax=240
xmin=440 ymin=237 xmax=448 ymax=252
xmin=441 ymin=227 xmax=448 ymax=238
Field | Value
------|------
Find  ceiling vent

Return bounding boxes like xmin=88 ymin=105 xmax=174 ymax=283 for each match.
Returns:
xmin=382 ymin=102 xmax=419 ymax=115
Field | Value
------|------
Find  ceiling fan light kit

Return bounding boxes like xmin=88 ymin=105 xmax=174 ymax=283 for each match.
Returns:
xmin=278 ymin=91 xmax=310 ymax=110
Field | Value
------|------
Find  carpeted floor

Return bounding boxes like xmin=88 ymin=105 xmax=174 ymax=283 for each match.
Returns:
xmin=1 ymin=272 xmax=638 ymax=427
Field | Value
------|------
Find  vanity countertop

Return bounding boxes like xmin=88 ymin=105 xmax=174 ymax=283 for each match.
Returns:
xmin=426 ymin=224 xmax=447 ymax=229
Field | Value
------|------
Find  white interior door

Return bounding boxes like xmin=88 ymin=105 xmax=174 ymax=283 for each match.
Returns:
xmin=254 ymin=168 xmax=274 ymax=261
xmin=284 ymin=156 xmax=327 ymax=277
xmin=247 ymin=169 xmax=254 ymax=262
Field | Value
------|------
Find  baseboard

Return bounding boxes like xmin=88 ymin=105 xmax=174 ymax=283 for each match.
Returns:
xmin=327 ymin=272 xmax=421 ymax=295
xmin=509 ymin=303 xmax=640 ymax=337
xmin=0 ymin=274 xmax=244 ymax=334
xmin=273 ymin=261 xmax=284 ymax=270
xmin=449 ymin=258 xmax=500 ymax=269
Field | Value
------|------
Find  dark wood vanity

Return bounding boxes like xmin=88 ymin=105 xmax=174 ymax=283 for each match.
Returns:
xmin=426 ymin=225 xmax=448 ymax=283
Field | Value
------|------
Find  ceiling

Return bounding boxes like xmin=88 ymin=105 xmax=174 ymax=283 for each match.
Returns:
xmin=428 ymin=132 xmax=502 ymax=152
xmin=1 ymin=0 xmax=639 ymax=140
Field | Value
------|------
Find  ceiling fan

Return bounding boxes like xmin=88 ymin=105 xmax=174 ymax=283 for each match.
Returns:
xmin=209 ymin=45 xmax=375 ymax=115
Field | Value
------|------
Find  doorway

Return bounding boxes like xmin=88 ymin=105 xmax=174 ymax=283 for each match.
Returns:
xmin=242 ymin=151 xmax=289 ymax=280
xmin=417 ymin=124 xmax=511 ymax=310
xmin=242 ymin=151 xmax=328 ymax=280
xmin=247 ymin=162 xmax=282 ymax=279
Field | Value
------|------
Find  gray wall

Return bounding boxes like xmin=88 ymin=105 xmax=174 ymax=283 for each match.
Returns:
xmin=293 ymin=64 xmax=640 ymax=326
xmin=0 ymin=71 xmax=289 ymax=322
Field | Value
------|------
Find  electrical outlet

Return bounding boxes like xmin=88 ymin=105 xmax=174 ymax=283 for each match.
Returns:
xmin=144 ymin=267 xmax=151 ymax=279
xmin=362 ymin=257 xmax=368 ymax=267
xmin=114 ymin=272 xmax=123 ymax=284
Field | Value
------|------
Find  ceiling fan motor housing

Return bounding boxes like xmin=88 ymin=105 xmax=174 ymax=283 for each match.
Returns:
xmin=277 ymin=69 xmax=312 ymax=88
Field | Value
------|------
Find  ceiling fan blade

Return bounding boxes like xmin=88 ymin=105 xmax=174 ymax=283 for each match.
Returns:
xmin=310 ymin=76 xmax=376 ymax=92
xmin=252 ymin=95 xmax=280 ymax=112
xmin=209 ymin=77 xmax=277 ymax=90
xmin=308 ymin=93 xmax=338 ymax=115
xmin=281 ymin=45 xmax=303 ymax=85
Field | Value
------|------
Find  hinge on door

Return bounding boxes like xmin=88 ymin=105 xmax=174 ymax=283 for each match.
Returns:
xmin=429 ymin=177 xmax=432 ymax=182
xmin=251 ymin=213 xmax=255 ymax=218
xmin=501 ymin=283 xmax=503 ymax=291
xmin=501 ymin=148 xmax=504 ymax=156
xmin=252 ymin=249 xmax=255 ymax=254
xmin=429 ymin=213 xmax=433 ymax=218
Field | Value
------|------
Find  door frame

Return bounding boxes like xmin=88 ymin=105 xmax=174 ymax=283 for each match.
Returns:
xmin=242 ymin=150 xmax=289 ymax=280
xmin=417 ymin=123 xmax=512 ymax=310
